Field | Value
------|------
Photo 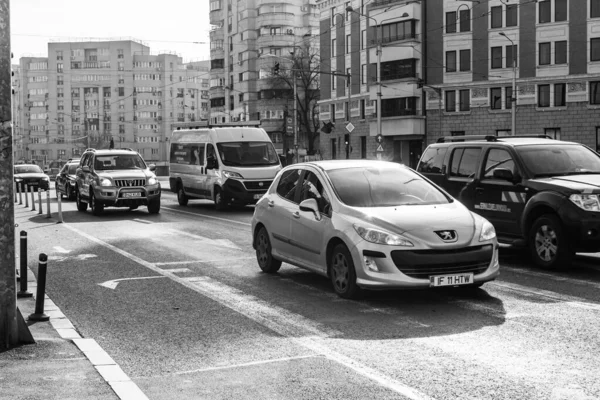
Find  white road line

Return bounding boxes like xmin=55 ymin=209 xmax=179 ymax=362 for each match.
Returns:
xmin=174 ymin=354 xmax=322 ymax=375
xmin=161 ymin=206 xmax=251 ymax=226
xmin=490 ymin=281 xmax=600 ymax=311
xmin=154 ymin=257 xmax=254 ymax=266
xmin=166 ymin=228 xmax=241 ymax=250
xmin=62 ymin=223 xmax=435 ymax=400
xmin=502 ymin=266 xmax=600 ymax=290
xmin=132 ymin=219 xmax=153 ymax=224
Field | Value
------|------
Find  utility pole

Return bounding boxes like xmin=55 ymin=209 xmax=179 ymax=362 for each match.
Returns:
xmin=0 ymin=0 xmax=19 ymax=350
xmin=500 ymin=32 xmax=517 ymax=136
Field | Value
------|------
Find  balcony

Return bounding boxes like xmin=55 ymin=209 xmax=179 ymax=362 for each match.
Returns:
xmin=256 ymin=12 xmax=294 ymax=27
xmin=209 ymin=9 xmax=223 ymax=25
xmin=257 ymin=34 xmax=295 ymax=48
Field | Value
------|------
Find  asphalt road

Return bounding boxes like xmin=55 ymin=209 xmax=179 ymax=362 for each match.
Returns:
xmin=18 ymin=185 xmax=600 ymax=400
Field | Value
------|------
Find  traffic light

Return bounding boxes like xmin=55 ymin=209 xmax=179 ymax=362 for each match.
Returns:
xmin=417 ymin=78 xmax=424 ymax=89
xmin=273 ymin=62 xmax=280 ymax=75
xmin=321 ymin=121 xmax=335 ymax=134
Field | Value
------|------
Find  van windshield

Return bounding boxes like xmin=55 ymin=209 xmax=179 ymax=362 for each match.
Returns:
xmin=217 ymin=142 xmax=280 ymax=167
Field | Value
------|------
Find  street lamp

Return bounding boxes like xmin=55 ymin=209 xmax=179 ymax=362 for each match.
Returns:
xmin=499 ymin=32 xmax=517 ymax=136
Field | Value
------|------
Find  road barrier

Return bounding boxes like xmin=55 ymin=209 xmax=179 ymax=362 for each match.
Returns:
xmin=24 ymin=185 xmax=29 ymax=208
xmin=38 ymin=188 xmax=43 ymax=215
xmin=17 ymin=231 xmax=33 ymax=299
xmin=17 ymin=181 xmax=22 ymax=204
xmin=28 ymin=253 xmax=50 ymax=322
xmin=46 ymin=190 xmax=51 ymax=219
xmin=57 ymin=190 xmax=64 ymax=224
xmin=30 ymin=185 xmax=35 ymax=212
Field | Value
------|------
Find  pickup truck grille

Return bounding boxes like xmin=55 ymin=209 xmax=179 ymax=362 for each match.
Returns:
xmin=115 ymin=179 xmax=146 ymax=187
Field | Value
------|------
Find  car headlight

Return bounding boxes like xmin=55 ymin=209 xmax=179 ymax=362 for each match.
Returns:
xmin=15 ymin=178 xmax=23 ymax=182
xmin=353 ymin=224 xmax=413 ymax=246
xmin=570 ymin=194 xmax=600 ymax=212
xmin=99 ymin=177 xmax=112 ymax=187
xmin=222 ymin=170 xmax=243 ymax=179
xmin=42 ymin=177 xmax=49 ymax=181
xmin=147 ymin=176 xmax=157 ymax=185
xmin=479 ymin=220 xmax=496 ymax=242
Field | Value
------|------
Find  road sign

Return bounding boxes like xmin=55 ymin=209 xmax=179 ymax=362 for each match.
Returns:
xmin=346 ymin=122 xmax=355 ymax=133
xmin=376 ymin=144 xmax=384 ymax=152
xmin=376 ymin=134 xmax=383 ymax=143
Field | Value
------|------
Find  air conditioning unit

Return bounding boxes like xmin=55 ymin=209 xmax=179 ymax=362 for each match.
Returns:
xmin=301 ymin=6 xmax=308 ymax=12
xmin=133 ymin=116 xmax=137 ymax=121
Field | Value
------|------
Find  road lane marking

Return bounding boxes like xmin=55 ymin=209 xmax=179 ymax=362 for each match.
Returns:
xmin=133 ymin=219 xmax=153 ymax=224
xmin=62 ymin=223 xmax=435 ymax=400
xmin=502 ymin=266 xmax=600 ymax=290
xmin=98 ymin=276 xmax=167 ymax=290
xmin=154 ymin=257 xmax=254 ymax=266
xmin=161 ymin=206 xmax=251 ymax=226
xmin=490 ymin=281 xmax=600 ymax=311
xmin=174 ymin=354 xmax=322 ymax=375
xmin=166 ymin=228 xmax=241 ymax=250
xmin=156 ymin=268 xmax=191 ymax=273
xmin=54 ymin=246 xmax=71 ymax=253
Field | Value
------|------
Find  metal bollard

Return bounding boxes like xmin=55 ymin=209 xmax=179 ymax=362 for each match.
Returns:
xmin=17 ymin=231 xmax=33 ymax=298
xmin=57 ymin=190 xmax=64 ymax=224
xmin=29 ymin=253 xmax=50 ymax=322
xmin=46 ymin=189 xmax=51 ymax=218
xmin=38 ymin=188 xmax=43 ymax=215
xmin=14 ymin=181 xmax=17 ymax=202
xmin=30 ymin=185 xmax=36 ymax=212
xmin=18 ymin=182 xmax=23 ymax=204
xmin=24 ymin=185 xmax=29 ymax=207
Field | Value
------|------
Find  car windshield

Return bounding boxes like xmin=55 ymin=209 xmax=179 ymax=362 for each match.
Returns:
xmin=94 ymin=154 xmax=146 ymax=170
xmin=67 ymin=164 xmax=78 ymax=174
xmin=217 ymin=142 xmax=279 ymax=167
xmin=517 ymin=145 xmax=600 ymax=177
xmin=326 ymin=165 xmax=451 ymax=207
xmin=14 ymin=165 xmax=43 ymax=174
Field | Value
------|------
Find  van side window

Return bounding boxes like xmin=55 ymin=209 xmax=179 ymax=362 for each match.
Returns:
xmin=276 ymin=169 xmax=301 ymax=203
xmin=483 ymin=149 xmax=516 ymax=179
xmin=450 ymin=147 xmax=481 ymax=178
xmin=206 ymin=144 xmax=216 ymax=162
xmin=190 ymin=144 xmax=205 ymax=165
xmin=418 ymin=147 xmax=447 ymax=173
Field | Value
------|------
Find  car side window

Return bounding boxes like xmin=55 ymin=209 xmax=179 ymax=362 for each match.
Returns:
xmin=80 ymin=154 xmax=90 ymax=169
xmin=450 ymin=147 xmax=481 ymax=178
xmin=418 ymin=147 xmax=447 ymax=174
xmin=299 ymin=171 xmax=331 ymax=215
xmin=276 ymin=169 xmax=301 ymax=203
xmin=483 ymin=149 xmax=516 ymax=179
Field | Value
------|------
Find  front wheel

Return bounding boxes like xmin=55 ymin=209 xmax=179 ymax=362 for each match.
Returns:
xmin=529 ymin=214 xmax=572 ymax=270
xmin=330 ymin=244 xmax=362 ymax=299
xmin=177 ymin=185 xmax=188 ymax=206
xmin=255 ymin=226 xmax=281 ymax=273
xmin=90 ymin=191 xmax=104 ymax=216
xmin=66 ymin=185 xmax=74 ymax=201
xmin=148 ymin=198 xmax=160 ymax=214
xmin=76 ymin=187 xmax=88 ymax=212
xmin=214 ymin=187 xmax=228 ymax=211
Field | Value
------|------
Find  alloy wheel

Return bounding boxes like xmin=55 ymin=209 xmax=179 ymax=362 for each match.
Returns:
xmin=534 ymin=224 xmax=558 ymax=262
xmin=332 ymin=252 xmax=349 ymax=293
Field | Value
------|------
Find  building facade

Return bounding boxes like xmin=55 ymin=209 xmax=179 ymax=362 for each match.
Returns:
xmin=14 ymin=39 xmax=209 ymax=172
xmin=425 ymin=0 xmax=600 ymax=152
xmin=316 ymin=0 xmax=425 ymax=167
xmin=208 ymin=0 xmax=319 ymax=156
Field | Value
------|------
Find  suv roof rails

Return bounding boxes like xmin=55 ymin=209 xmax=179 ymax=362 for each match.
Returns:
xmin=84 ymin=148 xmax=96 ymax=152
xmin=436 ymin=134 xmax=554 ymax=143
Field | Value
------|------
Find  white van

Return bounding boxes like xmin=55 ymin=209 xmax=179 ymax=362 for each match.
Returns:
xmin=168 ymin=123 xmax=282 ymax=210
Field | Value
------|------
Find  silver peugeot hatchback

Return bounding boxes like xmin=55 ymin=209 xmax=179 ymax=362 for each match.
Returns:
xmin=251 ymin=160 xmax=499 ymax=299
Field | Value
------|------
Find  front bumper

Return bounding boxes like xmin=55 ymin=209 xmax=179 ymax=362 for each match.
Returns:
xmin=93 ymin=184 xmax=161 ymax=207
xmin=560 ymin=204 xmax=600 ymax=252
xmin=222 ymin=179 xmax=269 ymax=205
xmin=349 ymin=240 xmax=500 ymax=290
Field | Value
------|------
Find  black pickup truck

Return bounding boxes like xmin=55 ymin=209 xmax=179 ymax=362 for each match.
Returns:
xmin=417 ymin=135 xmax=600 ymax=269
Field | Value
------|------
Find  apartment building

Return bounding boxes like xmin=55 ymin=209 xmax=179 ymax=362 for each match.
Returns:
xmin=209 ymin=0 xmax=319 ymax=156
xmin=15 ymin=39 xmax=209 ymax=172
xmin=425 ymin=0 xmax=600 ymax=152
xmin=316 ymin=0 xmax=425 ymax=167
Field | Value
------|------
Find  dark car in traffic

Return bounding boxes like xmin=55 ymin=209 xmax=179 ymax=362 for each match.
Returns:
xmin=55 ymin=159 xmax=81 ymax=200
xmin=14 ymin=164 xmax=50 ymax=192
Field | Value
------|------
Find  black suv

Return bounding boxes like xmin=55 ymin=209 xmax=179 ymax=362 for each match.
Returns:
xmin=417 ymin=136 xmax=600 ymax=269
xmin=75 ymin=148 xmax=161 ymax=215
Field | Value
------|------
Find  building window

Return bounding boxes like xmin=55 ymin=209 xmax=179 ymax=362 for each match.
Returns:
xmin=451 ymin=131 xmax=465 ymax=136
xmin=332 ymin=38 xmax=336 ymax=57
xmin=57 ymin=63 xmax=63 ymax=73
xmin=361 ymin=30 xmax=366 ymax=50
xmin=539 ymin=42 xmax=551 ymax=65
xmin=459 ymin=9 xmax=471 ymax=32
xmin=491 ymin=47 xmax=503 ymax=69
xmin=506 ymin=87 xmax=513 ymax=109
xmin=506 ymin=45 xmax=517 ymax=68
xmin=596 ymin=127 xmax=600 ymax=152
xmin=593 ymin=0 xmax=600 ymax=18
xmin=459 ymin=89 xmax=470 ymax=111
xmin=538 ymin=84 xmax=550 ymax=107
xmin=381 ymin=97 xmax=417 ymax=117
xmin=117 ymin=49 xmax=124 ymax=59
xmin=506 ymin=4 xmax=518 ymax=26
xmin=545 ymin=128 xmax=561 ymax=140
xmin=460 ymin=49 xmax=471 ymax=71
xmin=361 ymin=64 xmax=367 ymax=84
xmin=445 ymin=90 xmax=456 ymax=112
xmin=555 ymin=0 xmax=567 ymax=21
xmin=592 ymin=38 xmax=600 ymax=62
xmin=446 ymin=12 xmax=457 ymax=33
xmin=118 ymin=87 xmax=125 ymax=96
xmin=539 ymin=0 xmax=551 ymax=23
xmin=491 ymin=87 xmax=502 ymax=109
xmin=361 ymin=136 xmax=367 ymax=159
xmin=56 ymin=50 xmax=63 ymax=60
xmin=332 ymin=74 xmax=337 ymax=90
xmin=491 ymin=6 xmax=502 ymax=28
xmin=554 ymin=83 xmax=566 ymax=107
xmin=360 ymin=99 xmax=366 ymax=119
xmin=555 ymin=41 xmax=567 ymax=64
xmin=446 ymin=51 xmax=457 ymax=72
xmin=346 ymin=34 xmax=351 ymax=54
xmin=331 ymin=104 xmax=336 ymax=122
xmin=590 ymin=81 xmax=600 ymax=105
xmin=380 ymin=20 xmax=416 ymax=43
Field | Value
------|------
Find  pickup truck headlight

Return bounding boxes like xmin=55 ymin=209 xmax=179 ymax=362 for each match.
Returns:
xmin=222 ymin=170 xmax=243 ymax=179
xmin=147 ymin=176 xmax=157 ymax=185
xmin=15 ymin=178 xmax=23 ymax=182
xmin=99 ymin=177 xmax=112 ymax=187
xmin=570 ymin=194 xmax=600 ymax=212
xmin=353 ymin=224 xmax=413 ymax=246
xmin=479 ymin=220 xmax=497 ymax=242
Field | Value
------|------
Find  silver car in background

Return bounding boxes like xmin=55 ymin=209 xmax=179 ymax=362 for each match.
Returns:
xmin=251 ymin=160 xmax=499 ymax=299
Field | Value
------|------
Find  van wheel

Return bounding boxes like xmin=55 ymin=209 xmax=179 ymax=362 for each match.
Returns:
xmin=529 ymin=214 xmax=572 ymax=270
xmin=76 ymin=186 xmax=88 ymax=212
xmin=177 ymin=184 xmax=188 ymax=206
xmin=214 ymin=187 xmax=228 ymax=211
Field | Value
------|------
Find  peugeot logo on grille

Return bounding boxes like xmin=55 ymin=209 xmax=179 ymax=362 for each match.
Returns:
xmin=435 ymin=230 xmax=458 ymax=242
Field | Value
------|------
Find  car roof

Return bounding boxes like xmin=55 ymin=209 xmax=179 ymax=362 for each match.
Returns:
xmin=299 ymin=159 xmax=411 ymax=172
xmin=88 ymin=149 xmax=137 ymax=155
xmin=431 ymin=137 xmax=580 ymax=148
xmin=15 ymin=164 xmax=40 ymax=167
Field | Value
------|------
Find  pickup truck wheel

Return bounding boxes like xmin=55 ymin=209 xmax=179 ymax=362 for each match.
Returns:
xmin=76 ymin=187 xmax=88 ymax=212
xmin=177 ymin=184 xmax=188 ymax=206
xmin=529 ymin=214 xmax=572 ymax=270
xmin=148 ymin=198 xmax=160 ymax=214
xmin=90 ymin=191 xmax=104 ymax=216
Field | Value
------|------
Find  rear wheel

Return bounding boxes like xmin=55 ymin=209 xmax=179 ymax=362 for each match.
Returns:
xmin=90 ymin=190 xmax=104 ymax=216
xmin=529 ymin=214 xmax=572 ymax=270
xmin=330 ymin=244 xmax=362 ymax=299
xmin=76 ymin=186 xmax=88 ymax=212
xmin=148 ymin=198 xmax=160 ymax=214
xmin=214 ymin=187 xmax=228 ymax=211
xmin=177 ymin=184 xmax=188 ymax=206
xmin=255 ymin=226 xmax=281 ymax=273
xmin=66 ymin=185 xmax=73 ymax=201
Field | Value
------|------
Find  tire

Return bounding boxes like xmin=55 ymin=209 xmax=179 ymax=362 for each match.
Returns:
xmin=255 ymin=226 xmax=281 ymax=273
xmin=76 ymin=186 xmax=88 ymax=212
xmin=177 ymin=184 xmax=188 ymax=206
xmin=214 ymin=187 xmax=228 ymax=211
xmin=529 ymin=214 xmax=572 ymax=270
xmin=90 ymin=190 xmax=104 ymax=216
xmin=330 ymin=243 xmax=362 ymax=299
xmin=55 ymin=182 xmax=61 ymax=199
xmin=148 ymin=198 xmax=160 ymax=214
xmin=66 ymin=185 xmax=73 ymax=201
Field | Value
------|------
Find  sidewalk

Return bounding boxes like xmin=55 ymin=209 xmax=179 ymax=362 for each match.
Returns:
xmin=0 ymin=209 xmax=147 ymax=400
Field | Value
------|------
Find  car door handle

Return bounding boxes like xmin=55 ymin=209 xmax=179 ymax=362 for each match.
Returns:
xmin=292 ymin=211 xmax=300 ymax=218
xmin=267 ymin=200 xmax=275 ymax=207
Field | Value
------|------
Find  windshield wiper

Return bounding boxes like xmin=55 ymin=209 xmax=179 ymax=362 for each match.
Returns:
xmin=561 ymin=171 xmax=600 ymax=175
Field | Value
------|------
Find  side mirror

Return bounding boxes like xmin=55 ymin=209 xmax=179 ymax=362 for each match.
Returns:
xmin=82 ymin=166 xmax=90 ymax=173
xmin=206 ymin=157 xmax=218 ymax=170
xmin=148 ymin=163 xmax=156 ymax=172
xmin=299 ymin=198 xmax=321 ymax=221
xmin=493 ymin=168 xmax=515 ymax=182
